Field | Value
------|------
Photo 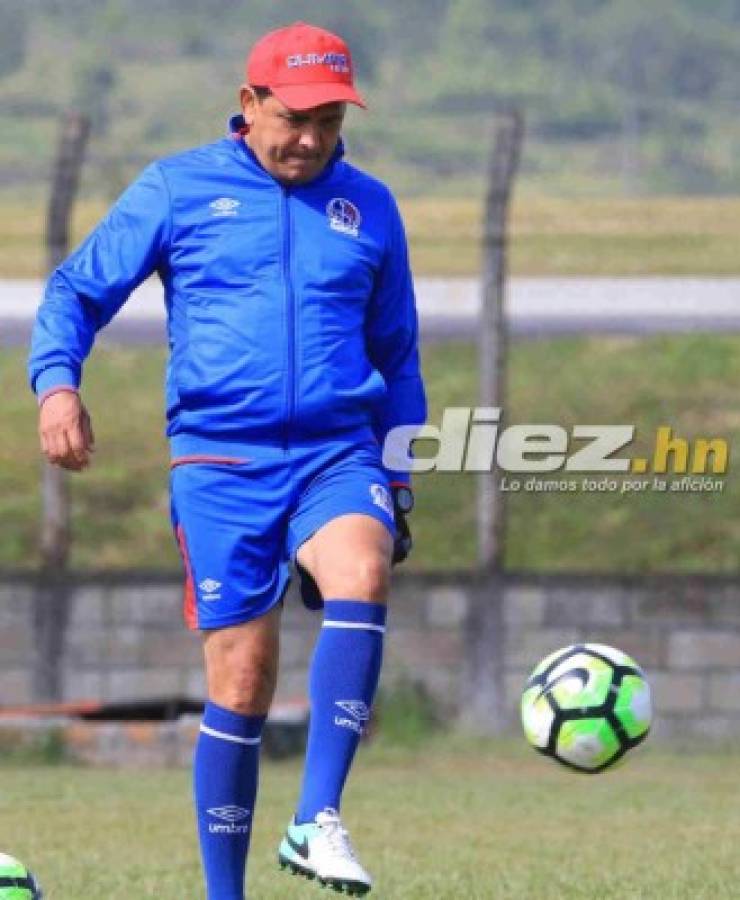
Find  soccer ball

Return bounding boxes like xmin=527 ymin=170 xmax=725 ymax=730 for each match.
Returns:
xmin=521 ymin=643 xmax=652 ymax=773
xmin=0 ymin=853 xmax=43 ymax=899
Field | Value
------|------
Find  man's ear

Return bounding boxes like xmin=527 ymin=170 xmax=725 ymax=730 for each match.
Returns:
xmin=239 ymin=84 xmax=257 ymax=126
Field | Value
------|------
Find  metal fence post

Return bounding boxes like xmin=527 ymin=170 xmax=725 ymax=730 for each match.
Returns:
xmin=463 ymin=110 xmax=524 ymax=733
xmin=33 ymin=111 xmax=90 ymax=701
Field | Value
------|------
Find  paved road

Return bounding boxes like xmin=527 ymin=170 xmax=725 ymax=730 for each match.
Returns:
xmin=2 ymin=277 xmax=739 ymax=345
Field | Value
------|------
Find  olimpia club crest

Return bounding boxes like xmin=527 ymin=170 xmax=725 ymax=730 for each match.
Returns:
xmin=326 ymin=198 xmax=361 ymax=237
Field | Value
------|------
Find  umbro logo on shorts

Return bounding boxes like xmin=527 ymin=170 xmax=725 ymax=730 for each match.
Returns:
xmin=199 ymin=578 xmax=222 ymax=600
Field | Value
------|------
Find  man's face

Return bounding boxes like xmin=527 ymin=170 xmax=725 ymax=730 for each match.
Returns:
xmin=240 ymin=88 xmax=346 ymax=185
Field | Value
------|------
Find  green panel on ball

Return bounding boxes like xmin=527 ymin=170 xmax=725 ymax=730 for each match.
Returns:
xmin=0 ymin=852 xmax=35 ymax=900
xmin=550 ymin=654 xmax=612 ymax=710
xmin=557 ymin=717 xmax=621 ymax=771
xmin=614 ymin=674 xmax=653 ymax=739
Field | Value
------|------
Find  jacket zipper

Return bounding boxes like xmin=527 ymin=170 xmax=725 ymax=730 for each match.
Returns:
xmin=280 ymin=186 xmax=296 ymax=445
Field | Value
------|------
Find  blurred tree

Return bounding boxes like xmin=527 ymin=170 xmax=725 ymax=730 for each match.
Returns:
xmin=180 ymin=28 xmax=213 ymax=58
xmin=0 ymin=4 xmax=29 ymax=80
xmin=11 ymin=0 xmax=740 ymax=193
xmin=95 ymin=0 xmax=128 ymax=36
xmin=415 ymin=0 xmax=551 ymax=111
xmin=381 ymin=0 xmax=450 ymax=55
xmin=317 ymin=4 xmax=385 ymax=82
xmin=678 ymin=0 xmax=740 ymax=24
xmin=73 ymin=51 xmax=117 ymax=135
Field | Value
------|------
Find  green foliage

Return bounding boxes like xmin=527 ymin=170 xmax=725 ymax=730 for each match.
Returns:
xmin=5 ymin=326 xmax=740 ymax=574
xmin=0 ymin=727 xmax=69 ymax=766
xmin=0 ymin=4 xmax=29 ymax=80
xmin=374 ymin=678 xmax=442 ymax=748
xmin=4 ymin=0 xmax=740 ymax=193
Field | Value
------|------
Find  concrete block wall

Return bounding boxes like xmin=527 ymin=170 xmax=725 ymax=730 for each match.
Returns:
xmin=491 ymin=576 xmax=740 ymax=740
xmin=0 ymin=582 xmax=35 ymax=704
xmin=2 ymin=573 xmax=740 ymax=740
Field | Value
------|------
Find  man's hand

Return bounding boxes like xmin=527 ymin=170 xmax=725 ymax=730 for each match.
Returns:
xmin=38 ymin=390 xmax=95 ymax=472
xmin=391 ymin=484 xmax=413 ymax=565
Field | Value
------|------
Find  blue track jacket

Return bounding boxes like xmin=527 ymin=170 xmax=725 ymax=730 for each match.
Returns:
xmin=28 ymin=116 xmax=426 ymax=481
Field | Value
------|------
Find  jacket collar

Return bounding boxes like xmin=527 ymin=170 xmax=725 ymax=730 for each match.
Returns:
xmin=226 ymin=114 xmax=345 ymax=186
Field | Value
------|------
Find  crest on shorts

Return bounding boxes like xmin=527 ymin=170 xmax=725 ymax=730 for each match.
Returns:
xmin=369 ymin=483 xmax=393 ymax=518
xmin=327 ymin=197 xmax=361 ymax=237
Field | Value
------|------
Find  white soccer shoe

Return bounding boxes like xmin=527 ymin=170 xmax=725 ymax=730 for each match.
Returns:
xmin=278 ymin=807 xmax=373 ymax=895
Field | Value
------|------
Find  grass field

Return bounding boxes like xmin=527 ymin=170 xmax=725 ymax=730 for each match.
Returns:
xmin=3 ymin=736 xmax=740 ymax=898
xmin=1 ymin=194 xmax=739 ymax=278
xmin=404 ymin=194 xmax=740 ymax=277
xmin=2 ymin=334 xmax=739 ymax=573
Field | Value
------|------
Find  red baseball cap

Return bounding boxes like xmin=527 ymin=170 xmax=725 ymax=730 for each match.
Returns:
xmin=246 ymin=21 xmax=366 ymax=111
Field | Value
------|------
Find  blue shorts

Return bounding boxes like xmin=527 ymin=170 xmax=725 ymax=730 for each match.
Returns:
xmin=169 ymin=436 xmax=396 ymax=630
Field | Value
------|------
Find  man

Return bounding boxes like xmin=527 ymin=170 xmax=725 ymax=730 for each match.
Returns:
xmin=28 ymin=21 xmax=425 ymax=900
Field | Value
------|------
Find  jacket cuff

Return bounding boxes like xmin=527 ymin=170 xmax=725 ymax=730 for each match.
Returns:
xmin=35 ymin=365 xmax=80 ymax=403
xmin=38 ymin=385 xmax=79 ymax=407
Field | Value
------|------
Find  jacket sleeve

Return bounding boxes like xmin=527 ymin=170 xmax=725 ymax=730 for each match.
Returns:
xmin=28 ymin=162 xmax=171 ymax=400
xmin=365 ymin=192 xmax=427 ymax=486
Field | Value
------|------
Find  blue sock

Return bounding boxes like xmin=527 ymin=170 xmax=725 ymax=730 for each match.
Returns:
xmin=295 ymin=599 xmax=387 ymax=824
xmin=194 ymin=702 xmax=265 ymax=900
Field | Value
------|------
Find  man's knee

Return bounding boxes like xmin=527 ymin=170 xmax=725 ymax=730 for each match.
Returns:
xmin=298 ymin=514 xmax=393 ymax=602
xmin=211 ymin=654 xmax=277 ymax=715
xmin=355 ymin=553 xmax=391 ymax=601
xmin=204 ymin=616 xmax=280 ymax=715
xmin=318 ymin=551 xmax=391 ymax=602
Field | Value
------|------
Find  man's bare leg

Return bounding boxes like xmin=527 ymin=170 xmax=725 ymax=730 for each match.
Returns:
xmin=278 ymin=515 xmax=392 ymax=894
xmin=195 ymin=604 xmax=281 ymax=899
